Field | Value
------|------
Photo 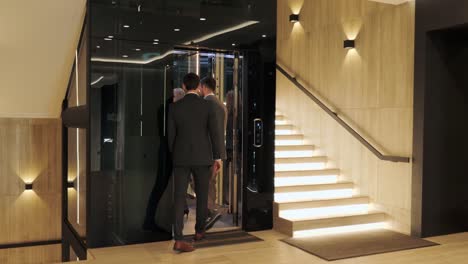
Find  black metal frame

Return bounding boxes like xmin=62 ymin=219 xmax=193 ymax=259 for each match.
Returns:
xmin=276 ymin=64 xmax=411 ymax=163
xmin=61 ymin=1 xmax=90 ymax=261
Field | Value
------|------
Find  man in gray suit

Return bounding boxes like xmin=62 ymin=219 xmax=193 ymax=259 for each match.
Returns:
xmin=168 ymin=73 xmax=223 ymax=252
xmin=200 ymin=76 xmax=227 ymax=230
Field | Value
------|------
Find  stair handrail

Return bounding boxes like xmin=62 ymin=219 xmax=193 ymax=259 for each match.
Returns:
xmin=276 ymin=64 xmax=411 ymax=163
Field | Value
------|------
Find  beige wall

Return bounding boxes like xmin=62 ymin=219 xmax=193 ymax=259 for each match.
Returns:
xmin=277 ymin=0 xmax=415 ymax=233
xmin=0 ymin=118 xmax=62 ymax=263
xmin=0 ymin=0 xmax=87 ymax=118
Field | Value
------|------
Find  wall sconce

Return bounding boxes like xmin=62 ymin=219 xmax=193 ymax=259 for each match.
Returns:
xmin=25 ymin=183 xmax=33 ymax=190
xmin=289 ymin=14 xmax=300 ymax=23
xmin=67 ymin=181 xmax=75 ymax=189
xmin=344 ymin=39 xmax=355 ymax=49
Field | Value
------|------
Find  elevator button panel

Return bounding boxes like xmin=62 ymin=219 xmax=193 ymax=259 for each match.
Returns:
xmin=253 ymin=118 xmax=263 ymax=147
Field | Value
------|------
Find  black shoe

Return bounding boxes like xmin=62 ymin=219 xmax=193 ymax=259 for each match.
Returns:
xmin=205 ymin=212 xmax=222 ymax=231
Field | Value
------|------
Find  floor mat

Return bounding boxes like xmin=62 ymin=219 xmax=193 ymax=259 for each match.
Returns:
xmin=281 ymin=229 xmax=438 ymax=261
xmin=185 ymin=230 xmax=263 ymax=249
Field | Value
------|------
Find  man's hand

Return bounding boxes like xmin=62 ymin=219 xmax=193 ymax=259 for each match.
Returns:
xmin=213 ymin=160 xmax=222 ymax=174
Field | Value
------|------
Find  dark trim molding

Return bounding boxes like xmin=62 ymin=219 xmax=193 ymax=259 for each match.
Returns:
xmin=0 ymin=240 xmax=61 ymax=250
xmin=276 ymin=64 xmax=411 ymax=163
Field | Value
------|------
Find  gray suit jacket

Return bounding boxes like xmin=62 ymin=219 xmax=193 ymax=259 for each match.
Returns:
xmin=167 ymin=93 xmax=223 ymax=166
xmin=205 ymin=94 xmax=227 ymax=160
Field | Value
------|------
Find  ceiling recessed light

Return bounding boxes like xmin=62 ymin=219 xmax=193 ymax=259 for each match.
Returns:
xmin=96 ymin=45 xmax=101 ymax=48
xmin=174 ymin=28 xmax=180 ymax=32
xmin=200 ymin=17 xmax=206 ymax=21
xmin=104 ymin=38 xmax=112 ymax=41
xmin=108 ymin=35 xmax=114 ymax=38
xmin=123 ymin=25 xmax=130 ymax=28
xmin=122 ymin=55 xmax=128 ymax=58
xmin=232 ymin=43 xmax=236 ymax=46
xmin=135 ymin=48 xmax=141 ymax=51
xmin=262 ymin=34 xmax=267 ymax=38
xmin=153 ymin=42 xmax=159 ymax=45
xmin=154 ymin=39 xmax=159 ymax=42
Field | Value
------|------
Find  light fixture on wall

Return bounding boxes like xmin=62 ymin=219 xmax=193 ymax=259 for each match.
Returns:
xmin=344 ymin=39 xmax=356 ymax=49
xmin=25 ymin=183 xmax=33 ymax=190
xmin=67 ymin=181 xmax=75 ymax=189
xmin=289 ymin=14 xmax=300 ymax=23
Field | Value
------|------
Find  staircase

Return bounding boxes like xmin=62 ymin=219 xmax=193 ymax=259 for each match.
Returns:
xmin=273 ymin=113 xmax=387 ymax=238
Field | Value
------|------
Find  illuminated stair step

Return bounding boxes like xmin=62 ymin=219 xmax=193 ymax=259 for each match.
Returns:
xmin=279 ymin=204 xmax=370 ymax=221
xmin=275 ymin=182 xmax=353 ymax=193
xmin=275 ymin=168 xmax=339 ymax=178
xmin=275 ymin=129 xmax=294 ymax=135
xmin=275 ymin=124 xmax=294 ymax=130
xmin=275 ymin=134 xmax=303 ymax=146
xmin=274 ymin=212 xmax=386 ymax=237
xmin=275 ymin=175 xmax=337 ymax=186
xmin=275 ymin=169 xmax=339 ymax=186
xmin=274 ymin=182 xmax=354 ymax=202
xmin=274 ymin=196 xmax=370 ymax=212
xmin=275 ymin=124 xmax=295 ymax=135
xmin=274 ymin=156 xmax=327 ymax=171
xmin=275 ymin=145 xmax=315 ymax=158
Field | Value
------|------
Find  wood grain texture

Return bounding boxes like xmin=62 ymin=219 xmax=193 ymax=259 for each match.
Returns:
xmin=0 ymin=244 xmax=61 ymax=264
xmin=65 ymin=231 xmax=468 ymax=264
xmin=277 ymin=0 xmax=415 ymax=234
xmin=0 ymin=118 xmax=61 ymax=244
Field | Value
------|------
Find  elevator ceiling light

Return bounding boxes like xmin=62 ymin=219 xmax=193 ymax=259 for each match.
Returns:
xmin=154 ymin=39 xmax=159 ymax=42
xmin=262 ymin=34 xmax=267 ymax=38
xmin=344 ymin=39 xmax=355 ymax=49
xmin=174 ymin=28 xmax=180 ymax=32
xmin=289 ymin=14 xmax=300 ymax=23
xmin=200 ymin=17 xmax=207 ymax=21
xmin=232 ymin=43 xmax=236 ymax=46
xmin=153 ymin=42 xmax=159 ymax=45
xmin=123 ymin=25 xmax=130 ymax=28
xmin=25 ymin=183 xmax=33 ymax=190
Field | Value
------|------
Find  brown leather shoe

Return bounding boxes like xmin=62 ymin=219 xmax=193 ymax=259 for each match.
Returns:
xmin=193 ymin=232 xmax=206 ymax=241
xmin=173 ymin=241 xmax=195 ymax=253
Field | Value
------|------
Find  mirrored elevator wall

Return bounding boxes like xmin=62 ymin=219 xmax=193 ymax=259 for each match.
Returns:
xmin=89 ymin=62 xmax=170 ymax=247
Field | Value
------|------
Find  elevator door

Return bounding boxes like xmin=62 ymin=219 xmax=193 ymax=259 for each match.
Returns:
xmin=170 ymin=49 xmax=243 ymax=234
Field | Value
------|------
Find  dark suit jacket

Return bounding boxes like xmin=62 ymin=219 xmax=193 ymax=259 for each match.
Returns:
xmin=167 ymin=93 xmax=223 ymax=166
xmin=205 ymin=94 xmax=227 ymax=160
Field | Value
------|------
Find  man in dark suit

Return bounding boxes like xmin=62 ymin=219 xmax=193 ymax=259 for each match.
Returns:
xmin=168 ymin=73 xmax=223 ymax=252
xmin=200 ymin=77 xmax=227 ymax=230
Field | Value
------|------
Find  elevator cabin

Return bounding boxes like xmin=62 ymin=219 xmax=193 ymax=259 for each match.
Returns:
xmin=61 ymin=0 xmax=276 ymax=260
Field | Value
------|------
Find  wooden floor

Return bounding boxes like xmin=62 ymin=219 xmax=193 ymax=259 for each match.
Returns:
xmin=68 ymin=231 xmax=468 ymax=264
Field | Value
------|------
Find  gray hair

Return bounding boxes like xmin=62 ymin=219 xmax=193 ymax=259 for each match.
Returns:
xmin=173 ymin=88 xmax=185 ymax=102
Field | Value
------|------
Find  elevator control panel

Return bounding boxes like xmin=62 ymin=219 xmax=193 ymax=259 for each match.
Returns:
xmin=253 ymin=118 xmax=263 ymax=148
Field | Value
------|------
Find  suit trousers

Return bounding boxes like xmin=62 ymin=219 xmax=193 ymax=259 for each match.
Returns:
xmin=173 ymin=166 xmax=211 ymax=241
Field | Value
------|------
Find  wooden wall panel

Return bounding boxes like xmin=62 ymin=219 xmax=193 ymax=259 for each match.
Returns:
xmin=0 ymin=244 xmax=61 ymax=264
xmin=0 ymin=118 xmax=61 ymax=244
xmin=277 ymin=0 xmax=415 ymax=234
